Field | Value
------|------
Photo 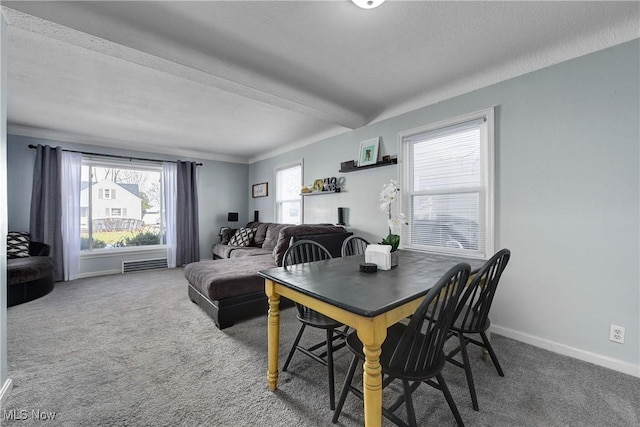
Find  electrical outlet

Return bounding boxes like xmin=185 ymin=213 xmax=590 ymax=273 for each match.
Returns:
xmin=609 ymin=324 xmax=625 ymax=344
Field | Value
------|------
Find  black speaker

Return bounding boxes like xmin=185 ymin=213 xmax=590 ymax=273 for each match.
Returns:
xmin=337 ymin=207 xmax=346 ymax=225
xmin=254 ymin=210 xmax=259 ymax=222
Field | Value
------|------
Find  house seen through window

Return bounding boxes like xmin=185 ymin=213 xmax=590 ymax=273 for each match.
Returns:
xmin=81 ymin=159 xmax=164 ymax=250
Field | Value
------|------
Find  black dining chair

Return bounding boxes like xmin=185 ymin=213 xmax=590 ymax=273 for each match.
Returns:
xmin=340 ymin=235 xmax=370 ymax=257
xmin=444 ymin=248 xmax=511 ymax=411
xmin=332 ymin=263 xmax=471 ymax=427
xmin=282 ymin=240 xmax=346 ymax=410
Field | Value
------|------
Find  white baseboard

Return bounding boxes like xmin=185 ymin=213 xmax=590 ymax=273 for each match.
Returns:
xmin=76 ymin=269 xmax=121 ymax=280
xmin=491 ymin=325 xmax=639 ymax=378
xmin=0 ymin=378 xmax=13 ymax=408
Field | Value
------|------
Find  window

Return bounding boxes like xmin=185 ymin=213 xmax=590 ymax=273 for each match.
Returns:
xmin=275 ymin=163 xmax=302 ymax=224
xmin=110 ymin=208 xmax=126 ymax=217
xmin=81 ymin=159 xmax=164 ymax=250
xmin=99 ymin=188 xmax=115 ymax=199
xmin=399 ymin=108 xmax=494 ymax=258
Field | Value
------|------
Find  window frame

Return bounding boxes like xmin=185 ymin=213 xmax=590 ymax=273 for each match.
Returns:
xmin=397 ymin=107 xmax=495 ymax=259
xmin=274 ymin=160 xmax=303 ymax=225
xmin=81 ymin=156 xmax=165 ymax=252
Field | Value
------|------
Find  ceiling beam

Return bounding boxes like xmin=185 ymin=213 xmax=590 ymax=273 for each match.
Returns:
xmin=2 ymin=7 xmax=368 ymax=130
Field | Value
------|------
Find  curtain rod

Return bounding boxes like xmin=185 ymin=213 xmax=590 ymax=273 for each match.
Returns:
xmin=27 ymin=144 xmax=203 ymax=166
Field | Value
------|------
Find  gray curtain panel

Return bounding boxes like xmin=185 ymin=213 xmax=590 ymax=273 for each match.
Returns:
xmin=176 ymin=161 xmax=200 ymax=266
xmin=30 ymin=144 xmax=64 ymax=281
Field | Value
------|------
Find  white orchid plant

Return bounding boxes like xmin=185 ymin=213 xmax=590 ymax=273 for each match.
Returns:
xmin=378 ymin=179 xmax=408 ymax=252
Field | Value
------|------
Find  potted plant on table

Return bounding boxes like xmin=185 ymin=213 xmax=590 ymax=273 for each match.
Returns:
xmin=378 ymin=179 xmax=407 ymax=266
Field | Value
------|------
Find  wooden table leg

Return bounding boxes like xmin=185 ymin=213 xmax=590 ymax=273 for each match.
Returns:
xmin=265 ymin=280 xmax=281 ymax=391
xmin=357 ymin=317 xmax=387 ymax=427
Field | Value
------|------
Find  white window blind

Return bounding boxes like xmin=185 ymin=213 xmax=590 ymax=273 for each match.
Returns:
xmin=275 ymin=163 xmax=302 ymax=224
xmin=400 ymin=108 xmax=494 ymax=258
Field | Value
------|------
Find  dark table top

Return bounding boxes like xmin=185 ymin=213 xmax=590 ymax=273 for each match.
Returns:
xmin=258 ymin=250 xmax=486 ymax=318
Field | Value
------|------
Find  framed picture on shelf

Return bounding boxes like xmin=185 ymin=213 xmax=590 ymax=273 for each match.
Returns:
xmin=358 ymin=137 xmax=379 ymax=167
xmin=252 ymin=182 xmax=269 ymax=198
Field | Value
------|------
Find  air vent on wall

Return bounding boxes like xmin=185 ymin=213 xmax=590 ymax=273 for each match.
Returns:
xmin=122 ymin=258 xmax=168 ymax=274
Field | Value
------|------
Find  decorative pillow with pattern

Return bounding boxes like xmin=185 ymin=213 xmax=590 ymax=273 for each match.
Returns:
xmin=228 ymin=228 xmax=256 ymax=247
xmin=7 ymin=231 xmax=30 ymax=259
xmin=220 ymin=228 xmax=237 ymax=245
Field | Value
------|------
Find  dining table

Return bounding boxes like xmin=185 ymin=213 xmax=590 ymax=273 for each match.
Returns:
xmin=258 ymin=249 xmax=486 ymax=427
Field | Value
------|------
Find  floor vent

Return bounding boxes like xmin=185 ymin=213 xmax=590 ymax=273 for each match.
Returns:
xmin=122 ymin=258 xmax=168 ymax=273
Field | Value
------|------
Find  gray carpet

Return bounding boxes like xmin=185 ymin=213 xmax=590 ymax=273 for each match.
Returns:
xmin=3 ymin=268 xmax=639 ymax=426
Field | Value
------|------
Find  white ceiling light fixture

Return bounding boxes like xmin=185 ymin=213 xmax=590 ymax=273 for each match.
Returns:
xmin=351 ymin=0 xmax=386 ymax=10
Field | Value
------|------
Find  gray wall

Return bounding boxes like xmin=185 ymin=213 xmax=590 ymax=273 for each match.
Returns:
xmin=249 ymin=40 xmax=640 ymax=373
xmin=7 ymin=134 xmax=249 ymax=273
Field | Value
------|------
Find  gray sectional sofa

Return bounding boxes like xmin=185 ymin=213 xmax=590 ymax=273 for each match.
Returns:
xmin=184 ymin=221 xmax=352 ymax=329
xmin=7 ymin=241 xmax=56 ymax=307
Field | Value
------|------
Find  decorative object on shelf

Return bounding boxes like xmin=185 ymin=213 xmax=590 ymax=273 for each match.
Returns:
xmin=339 ymin=157 xmax=397 ymax=173
xmin=341 ymin=160 xmax=355 ymax=170
xmin=358 ymin=137 xmax=379 ymax=167
xmin=382 ymin=155 xmax=391 ymax=163
xmin=252 ymin=182 xmax=268 ymax=198
xmin=305 ymin=177 xmax=341 ymax=195
xmin=378 ymin=179 xmax=407 ymax=254
xmin=312 ymin=179 xmax=324 ymax=192
xmin=322 ymin=176 xmax=338 ymax=192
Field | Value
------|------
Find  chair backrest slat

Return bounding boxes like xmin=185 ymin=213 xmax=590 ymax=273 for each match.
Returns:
xmin=456 ymin=249 xmax=511 ymax=331
xmin=283 ymin=239 xmax=332 ymax=269
xmin=389 ymin=262 xmax=471 ymax=374
xmin=283 ymin=240 xmax=333 ymax=318
xmin=341 ymin=236 xmax=370 ymax=257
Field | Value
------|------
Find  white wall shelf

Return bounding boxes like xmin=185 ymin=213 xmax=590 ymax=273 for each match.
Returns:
xmin=300 ymin=190 xmax=343 ymax=196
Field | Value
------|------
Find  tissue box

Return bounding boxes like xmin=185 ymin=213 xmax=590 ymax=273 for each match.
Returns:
xmin=365 ymin=244 xmax=392 ymax=271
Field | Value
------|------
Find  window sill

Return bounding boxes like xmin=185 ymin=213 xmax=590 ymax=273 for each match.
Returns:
xmin=80 ymin=245 xmax=167 ymax=260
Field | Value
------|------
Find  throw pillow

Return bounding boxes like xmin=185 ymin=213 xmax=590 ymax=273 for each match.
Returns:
xmin=228 ymin=228 xmax=256 ymax=247
xmin=7 ymin=231 xmax=30 ymax=259
xmin=220 ymin=228 xmax=237 ymax=245
xmin=262 ymin=223 xmax=293 ymax=251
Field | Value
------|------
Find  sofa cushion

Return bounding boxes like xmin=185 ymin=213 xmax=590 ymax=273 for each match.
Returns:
xmin=272 ymin=225 xmax=348 ymax=266
xmin=184 ymin=254 xmax=276 ymax=301
xmin=228 ymin=247 xmax=272 ymax=258
xmin=262 ymin=223 xmax=293 ymax=251
xmin=212 ymin=244 xmax=237 ymax=259
xmin=229 ymin=228 xmax=256 ymax=247
xmin=7 ymin=256 xmax=56 ymax=286
xmin=7 ymin=231 xmax=30 ymax=259
xmin=220 ymin=228 xmax=237 ymax=245
xmin=247 ymin=222 xmax=272 ymax=248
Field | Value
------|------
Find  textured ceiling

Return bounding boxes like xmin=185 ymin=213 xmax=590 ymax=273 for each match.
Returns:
xmin=3 ymin=1 xmax=639 ymax=163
